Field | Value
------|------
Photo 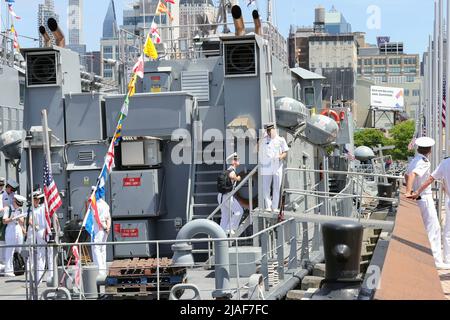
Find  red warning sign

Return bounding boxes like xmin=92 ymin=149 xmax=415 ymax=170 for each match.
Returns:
xmin=120 ymin=228 xmax=139 ymax=238
xmin=123 ymin=177 xmax=141 ymax=187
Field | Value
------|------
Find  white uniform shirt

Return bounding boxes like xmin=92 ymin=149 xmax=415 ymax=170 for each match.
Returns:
xmin=407 ymin=154 xmax=432 ymax=196
xmin=93 ymin=199 xmax=110 ymax=234
xmin=3 ymin=206 xmax=24 ymax=227
xmin=432 ymin=158 xmax=450 ymax=198
xmin=27 ymin=205 xmax=47 ymax=243
xmin=260 ymin=134 xmax=289 ymax=175
xmin=2 ymin=191 xmax=15 ymax=209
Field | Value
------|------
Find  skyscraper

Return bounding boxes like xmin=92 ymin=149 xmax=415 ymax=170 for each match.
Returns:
xmin=68 ymin=0 xmax=83 ymax=45
xmin=179 ymin=0 xmax=217 ymax=39
xmin=37 ymin=0 xmax=60 ymax=47
xmin=103 ymin=0 xmax=118 ymax=39
xmin=324 ymin=6 xmax=352 ymax=35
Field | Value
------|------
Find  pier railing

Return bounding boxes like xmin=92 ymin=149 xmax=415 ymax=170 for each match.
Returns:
xmin=0 ymin=216 xmax=322 ymax=301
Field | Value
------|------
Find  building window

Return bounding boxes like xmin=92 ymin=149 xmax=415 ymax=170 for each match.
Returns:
xmin=304 ymin=87 xmax=315 ymax=106
xmin=326 ymin=62 xmax=330 ymax=68
xmin=404 ymin=67 xmax=417 ymax=73
xmin=413 ymin=90 xmax=420 ymax=96
xmin=389 ymin=67 xmax=401 ymax=73
xmin=374 ymin=67 xmax=386 ymax=74
xmin=103 ymin=46 xmax=113 ymax=59
xmin=363 ymin=68 xmax=372 ymax=73
xmin=404 ymin=89 xmax=410 ymax=96
xmin=407 ymin=76 xmax=415 ymax=82
xmin=311 ymin=63 xmax=315 ymax=68
xmin=103 ymin=70 xmax=113 ymax=78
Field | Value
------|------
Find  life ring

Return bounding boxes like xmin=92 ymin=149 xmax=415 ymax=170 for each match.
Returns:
xmin=320 ymin=109 xmax=340 ymax=125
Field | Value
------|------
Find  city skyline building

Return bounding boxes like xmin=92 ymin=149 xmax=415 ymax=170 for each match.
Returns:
xmin=37 ymin=0 xmax=60 ymax=47
xmin=68 ymin=0 xmax=83 ymax=45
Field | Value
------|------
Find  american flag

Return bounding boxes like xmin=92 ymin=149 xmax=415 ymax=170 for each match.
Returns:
xmin=43 ymin=158 xmax=62 ymax=220
xmin=443 ymin=78 xmax=447 ymax=129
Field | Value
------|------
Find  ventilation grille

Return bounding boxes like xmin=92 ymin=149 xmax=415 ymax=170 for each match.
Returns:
xmin=181 ymin=71 xmax=210 ymax=102
xmin=224 ymin=42 xmax=257 ymax=77
xmin=78 ymin=151 xmax=95 ymax=163
xmin=26 ymin=52 xmax=58 ymax=87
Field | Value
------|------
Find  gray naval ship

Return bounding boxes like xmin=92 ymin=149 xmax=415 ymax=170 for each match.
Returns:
xmin=0 ymin=3 xmax=402 ymax=301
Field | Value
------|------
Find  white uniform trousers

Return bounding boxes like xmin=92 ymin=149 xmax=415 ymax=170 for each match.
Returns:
xmin=92 ymin=230 xmax=108 ymax=276
xmin=262 ymin=168 xmax=283 ymax=211
xmin=0 ymin=241 xmax=5 ymax=265
xmin=417 ymin=195 xmax=443 ymax=264
xmin=443 ymin=199 xmax=450 ymax=263
xmin=27 ymin=230 xmax=46 ymax=283
xmin=4 ymin=223 xmax=23 ymax=274
xmin=217 ymin=193 xmax=243 ymax=233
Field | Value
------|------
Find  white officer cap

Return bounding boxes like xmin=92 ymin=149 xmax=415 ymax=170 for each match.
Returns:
xmin=226 ymin=152 xmax=240 ymax=163
xmin=6 ymin=179 xmax=19 ymax=190
xmin=14 ymin=194 xmax=26 ymax=205
xmin=32 ymin=189 xmax=44 ymax=199
xmin=416 ymin=137 xmax=435 ymax=148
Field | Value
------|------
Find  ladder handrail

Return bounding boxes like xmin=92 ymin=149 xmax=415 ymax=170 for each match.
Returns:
xmin=206 ymin=165 xmax=259 ymax=221
xmin=186 ymin=98 xmax=199 ymax=222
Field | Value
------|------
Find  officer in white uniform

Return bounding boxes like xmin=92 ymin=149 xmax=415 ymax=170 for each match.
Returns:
xmin=217 ymin=153 xmax=243 ymax=236
xmin=260 ymin=123 xmax=289 ymax=212
xmin=410 ymin=155 xmax=450 ymax=267
xmin=26 ymin=190 xmax=47 ymax=283
xmin=2 ymin=194 xmax=26 ymax=277
xmin=2 ymin=180 xmax=18 ymax=210
xmin=405 ymin=137 xmax=450 ymax=269
xmin=0 ymin=178 xmax=6 ymax=270
xmin=92 ymin=187 xmax=111 ymax=277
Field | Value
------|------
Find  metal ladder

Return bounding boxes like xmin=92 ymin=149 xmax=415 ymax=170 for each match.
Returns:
xmin=191 ymin=163 xmax=224 ymax=221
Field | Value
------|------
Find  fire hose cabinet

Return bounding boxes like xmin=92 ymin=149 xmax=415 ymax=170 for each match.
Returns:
xmin=112 ymin=219 xmax=156 ymax=258
xmin=110 ymin=169 xmax=165 ymax=218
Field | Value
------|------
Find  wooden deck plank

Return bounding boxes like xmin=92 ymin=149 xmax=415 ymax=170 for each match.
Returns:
xmin=374 ymin=192 xmax=446 ymax=300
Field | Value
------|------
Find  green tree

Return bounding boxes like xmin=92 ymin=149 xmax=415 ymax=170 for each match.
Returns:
xmin=389 ymin=120 xmax=415 ymax=160
xmin=354 ymin=129 xmax=391 ymax=149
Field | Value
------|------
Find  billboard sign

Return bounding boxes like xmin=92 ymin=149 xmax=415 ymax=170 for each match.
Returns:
xmin=377 ymin=36 xmax=390 ymax=47
xmin=370 ymin=86 xmax=405 ymax=111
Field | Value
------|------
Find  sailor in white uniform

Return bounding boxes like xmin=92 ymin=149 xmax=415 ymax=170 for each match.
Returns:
xmin=2 ymin=180 xmax=18 ymax=210
xmin=260 ymin=123 xmax=289 ymax=212
xmin=410 ymin=154 xmax=450 ymax=267
xmin=0 ymin=177 xmax=6 ymax=270
xmin=217 ymin=153 xmax=243 ymax=236
xmin=26 ymin=190 xmax=47 ymax=283
xmin=405 ymin=137 xmax=450 ymax=270
xmin=2 ymin=194 xmax=26 ymax=277
xmin=91 ymin=187 xmax=111 ymax=277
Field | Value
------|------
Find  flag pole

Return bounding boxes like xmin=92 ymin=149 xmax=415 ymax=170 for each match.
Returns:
xmin=447 ymin=0 xmax=450 ymax=153
xmin=26 ymin=139 xmax=39 ymax=300
xmin=41 ymin=109 xmax=59 ymax=288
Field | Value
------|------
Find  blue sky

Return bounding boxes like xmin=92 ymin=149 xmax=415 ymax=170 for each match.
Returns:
xmin=1 ymin=0 xmax=435 ymax=55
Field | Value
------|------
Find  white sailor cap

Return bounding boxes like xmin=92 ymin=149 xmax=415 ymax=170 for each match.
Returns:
xmin=0 ymin=177 xmax=5 ymax=185
xmin=14 ymin=194 xmax=26 ymax=205
xmin=416 ymin=137 xmax=435 ymax=148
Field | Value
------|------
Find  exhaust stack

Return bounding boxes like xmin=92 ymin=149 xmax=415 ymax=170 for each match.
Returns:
xmin=47 ymin=18 xmax=65 ymax=48
xmin=39 ymin=26 xmax=51 ymax=47
xmin=231 ymin=5 xmax=246 ymax=36
xmin=252 ymin=10 xmax=262 ymax=35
